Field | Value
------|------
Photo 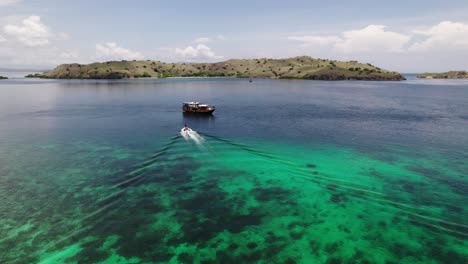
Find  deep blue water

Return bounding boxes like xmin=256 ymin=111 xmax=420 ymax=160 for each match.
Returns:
xmin=1 ymin=76 xmax=468 ymax=152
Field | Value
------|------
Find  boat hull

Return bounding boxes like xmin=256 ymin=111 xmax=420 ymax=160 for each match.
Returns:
xmin=182 ymin=108 xmax=215 ymax=114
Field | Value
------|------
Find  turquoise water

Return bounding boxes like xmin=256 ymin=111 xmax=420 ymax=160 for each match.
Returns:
xmin=0 ymin=77 xmax=467 ymax=263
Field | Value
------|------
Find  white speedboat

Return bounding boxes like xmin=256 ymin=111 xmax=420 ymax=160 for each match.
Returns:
xmin=180 ymin=126 xmax=204 ymax=144
xmin=180 ymin=126 xmax=193 ymax=133
xmin=180 ymin=126 xmax=192 ymax=140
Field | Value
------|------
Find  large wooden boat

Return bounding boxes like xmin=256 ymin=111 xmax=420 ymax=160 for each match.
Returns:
xmin=182 ymin=102 xmax=215 ymax=114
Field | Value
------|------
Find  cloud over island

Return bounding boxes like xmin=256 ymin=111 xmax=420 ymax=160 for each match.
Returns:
xmin=288 ymin=21 xmax=468 ymax=54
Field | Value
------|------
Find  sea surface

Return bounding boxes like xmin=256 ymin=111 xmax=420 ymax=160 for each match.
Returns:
xmin=0 ymin=76 xmax=467 ymax=264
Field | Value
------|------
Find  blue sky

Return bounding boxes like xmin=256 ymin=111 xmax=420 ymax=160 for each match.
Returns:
xmin=1 ymin=0 xmax=468 ymax=72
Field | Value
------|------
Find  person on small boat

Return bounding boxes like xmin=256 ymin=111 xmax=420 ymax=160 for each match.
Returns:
xmin=183 ymin=124 xmax=190 ymax=131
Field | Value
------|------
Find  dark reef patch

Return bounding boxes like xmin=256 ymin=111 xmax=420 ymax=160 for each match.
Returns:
xmin=288 ymin=222 xmax=305 ymax=240
xmin=353 ymin=250 xmax=364 ymax=259
xmin=116 ymin=229 xmax=169 ymax=261
xmin=228 ymin=243 xmax=239 ymax=250
xmin=389 ymin=242 xmax=419 ymax=260
xmin=444 ymin=204 xmax=463 ymax=214
xmin=394 ymin=179 xmax=435 ymax=207
xmin=330 ymin=193 xmax=348 ymax=204
xmin=284 ymin=257 xmax=298 ymax=264
xmin=212 ymin=251 xmax=238 ymax=263
xmin=176 ymin=189 xmax=225 ymax=214
xmin=435 ymin=250 xmax=467 ymax=264
xmin=66 ymin=239 xmax=109 ymax=264
xmin=368 ymin=168 xmax=386 ymax=179
xmin=205 ymin=169 xmax=250 ymax=180
xmin=172 ymin=171 xmax=265 ymax=246
xmin=306 ymin=163 xmax=317 ymax=168
xmin=406 ymin=166 xmax=468 ymax=195
xmin=289 ymin=230 xmax=304 ymax=240
xmin=326 ymin=257 xmax=342 ymax=264
xmin=309 ymin=240 xmax=320 ymax=253
xmin=324 ymin=242 xmax=342 ymax=254
xmin=287 ymin=222 xmax=303 ymax=230
xmin=251 ymin=186 xmax=296 ymax=206
xmin=338 ymin=224 xmax=351 ymax=233
xmin=178 ymin=252 xmax=194 ymax=263
xmin=240 ymin=251 xmax=263 ymax=262
xmin=401 ymin=181 xmax=416 ymax=193
xmin=247 ymin=242 xmax=258 ymax=249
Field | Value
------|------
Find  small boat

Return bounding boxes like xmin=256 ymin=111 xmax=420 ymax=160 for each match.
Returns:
xmin=182 ymin=102 xmax=215 ymax=114
xmin=180 ymin=125 xmax=204 ymax=144
xmin=180 ymin=124 xmax=192 ymax=133
xmin=180 ymin=126 xmax=192 ymax=140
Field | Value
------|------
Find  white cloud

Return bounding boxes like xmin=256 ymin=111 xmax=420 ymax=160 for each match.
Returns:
xmin=95 ymin=42 xmax=143 ymax=60
xmin=286 ymin=21 xmax=468 ymax=72
xmin=0 ymin=0 xmax=21 ymax=6
xmin=410 ymin=21 xmax=468 ymax=51
xmin=194 ymin=37 xmax=210 ymax=43
xmin=289 ymin=25 xmax=410 ymax=53
xmin=0 ymin=15 xmax=79 ymax=68
xmin=3 ymin=16 xmax=52 ymax=46
xmin=336 ymin=25 xmax=410 ymax=53
xmin=175 ymin=44 xmax=223 ymax=61
xmin=56 ymin=32 xmax=70 ymax=40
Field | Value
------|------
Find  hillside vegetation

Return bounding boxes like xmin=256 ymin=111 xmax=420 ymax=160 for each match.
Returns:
xmin=0 ymin=76 xmax=7 ymax=79
xmin=417 ymin=71 xmax=468 ymax=79
xmin=27 ymin=56 xmax=405 ymax=81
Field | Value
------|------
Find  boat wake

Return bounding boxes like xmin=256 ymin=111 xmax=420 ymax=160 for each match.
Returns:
xmin=180 ymin=128 xmax=205 ymax=145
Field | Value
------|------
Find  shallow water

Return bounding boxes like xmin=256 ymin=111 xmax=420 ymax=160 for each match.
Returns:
xmin=0 ymin=77 xmax=467 ymax=263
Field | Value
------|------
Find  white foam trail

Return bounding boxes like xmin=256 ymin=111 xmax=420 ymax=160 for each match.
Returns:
xmin=181 ymin=130 xmax=190 ymax=141
xmin=180 ymin=129 xmax=204 ymax=145
xmin=188 ymin=131 xmax=204 ymax=145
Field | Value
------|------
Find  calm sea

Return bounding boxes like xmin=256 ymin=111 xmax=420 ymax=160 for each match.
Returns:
xmin=0 ymin=76 xmax=467 ymax=263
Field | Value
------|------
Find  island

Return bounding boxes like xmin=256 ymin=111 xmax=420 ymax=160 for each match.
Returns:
xmin=417 ymin=71 xmax=468 ymax=79
xmin=26 ymin=56 xmax=406 ymax=81
xmin=0 ymin=76 xmax=7 ymax=79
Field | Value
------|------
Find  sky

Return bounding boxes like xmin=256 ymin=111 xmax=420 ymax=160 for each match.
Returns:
xmin=0 ymin=0 xmax=468 ymax=72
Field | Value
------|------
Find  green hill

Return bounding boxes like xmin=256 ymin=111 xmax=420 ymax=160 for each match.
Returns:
xmin=417 ymin=71 xmax=468 ymax=79
xmin=0 ymin=76 xmax=7 ymax=79
xmin=26 ymin=56 xmax=405 ymax=81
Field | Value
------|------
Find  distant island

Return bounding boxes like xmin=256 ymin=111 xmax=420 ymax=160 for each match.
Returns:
xmin=417 ymin=71 xmax=467 ymax=79
xmin=26 ymin=56 xmax=406 ymax=81
xmin=0 ymin=76 xmax=7 ymax=79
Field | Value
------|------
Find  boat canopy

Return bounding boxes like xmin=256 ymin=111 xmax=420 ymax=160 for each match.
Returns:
xmin=183 ymin=102 xmax=199 ymax=106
